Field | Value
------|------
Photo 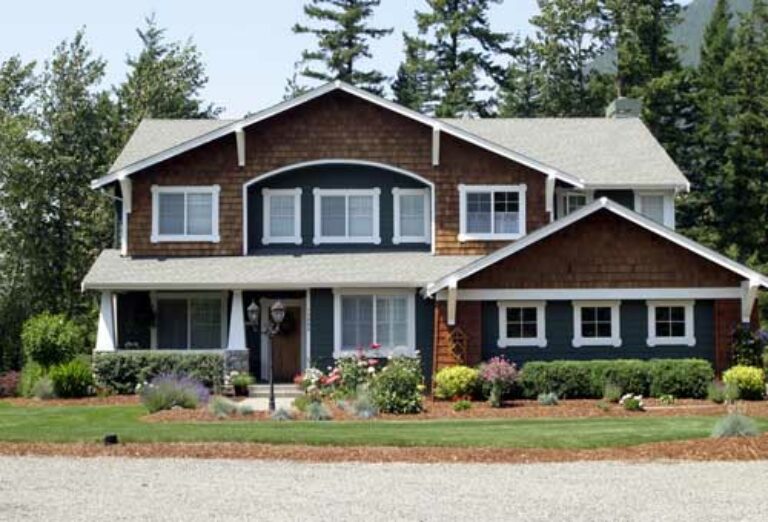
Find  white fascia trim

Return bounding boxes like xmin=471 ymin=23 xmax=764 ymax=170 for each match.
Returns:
xmin=497 ymin=300 xmax=547 ymax=348
xmin=92 ymin=81 xmax=584 ymax=190
xmin=458 ymin=184 xmax=527 ymax=242
xmin=587 ymin=183 xmax=689 ymax=192
xmin=312 ymin=188 xmax=381 ymax=245
xmin=634 ymin=190 xmax=676 ymax=229
xmin=150 ymin=185 xmax=221 ymax=243
xmin=332 ymin=288 xmax=416 ymax=359
xmin=262 ymin=188 xmax=302 ymax=245
xmin=433 ymin=287 xmax=743 ymax=301
xmin=646 ymin=300 xmax=696 ymax=347
xmin=426 ymin=198 xmax=768 ymax=296
xmin=392 ymin=187 xmax=431 ymax=244
xmin=572 ymin=300 xmax=622 ymax=348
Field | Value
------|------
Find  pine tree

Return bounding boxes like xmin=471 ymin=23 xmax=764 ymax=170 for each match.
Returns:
xmin=292 ymin=0 xmax=393 ymax=94
xmin=498 ymin=37 xmax=541 ymax=117
xmin=392 ymin=34 xmax=434 ymax=111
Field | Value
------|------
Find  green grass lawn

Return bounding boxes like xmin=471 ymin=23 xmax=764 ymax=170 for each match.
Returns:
xmin=1 ymin=402 xmax=766 ymax=449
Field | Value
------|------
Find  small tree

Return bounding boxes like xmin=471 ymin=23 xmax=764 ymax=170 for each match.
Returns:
xmin=21 ymin=313 xmax=82 ymax=369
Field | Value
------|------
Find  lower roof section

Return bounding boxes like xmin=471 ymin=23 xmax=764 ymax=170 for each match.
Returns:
xmin=82 ymin=250 xmax=481 ymax=291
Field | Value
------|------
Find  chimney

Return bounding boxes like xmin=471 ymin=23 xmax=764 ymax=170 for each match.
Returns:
xmin=606 ymin=97 xmax=642 ymax=119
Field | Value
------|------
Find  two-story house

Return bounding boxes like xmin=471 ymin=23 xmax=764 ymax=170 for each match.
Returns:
xmin=83 ymin=82 xmax=767 ymax=382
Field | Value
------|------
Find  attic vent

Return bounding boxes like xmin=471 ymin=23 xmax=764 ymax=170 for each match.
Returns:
xmin=606 ymin=97 xmax=642 ymax=119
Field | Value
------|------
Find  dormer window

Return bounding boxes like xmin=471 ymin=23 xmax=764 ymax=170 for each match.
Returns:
xmin=458 ymin=184 xmax=526 ymax=241
xmin=262 ymin=188 xmax=302 ymax=245
xmin=151 ymin=185 xmax=220 ymax=243
xmin=313 ymin=188 xmax=381 ymax=244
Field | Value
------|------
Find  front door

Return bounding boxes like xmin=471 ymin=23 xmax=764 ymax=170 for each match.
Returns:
xmin=271 ymin=305 xmax=302 ymax=382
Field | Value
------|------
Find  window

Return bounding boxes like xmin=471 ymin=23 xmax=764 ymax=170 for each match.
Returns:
xmin=572 ymin=301 xmax=621 ymax=347
xmin=393 ymin=188 xmax=430 ymax=244
xmin=497 ymin=301 xmax=547 ymax=348
xmin=458 ymin=185 xmax=527 ymax=241
xmin=262 ymin=188 xmax=302 ymax=245
xmin=333 ymin=290 xmax=414 ymax=356
xmin=634 ymin=191 xmax=674 ymax=228
xmin=647 ymin=301 xmax=695 ymax=346
xmin=313 ymin=188 xmax=381 ymax=244
xmin=557 ymin=190 xmax=590 ymax=218
xmin=155 ymin=294 xmax=226 ymax=350
xmin=151 ymin=185 xmax=220 ymax=242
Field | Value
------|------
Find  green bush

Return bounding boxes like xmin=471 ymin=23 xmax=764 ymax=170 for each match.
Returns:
xmin=711 ymin=413 xmax=760 ymax=438
xmin=603 ymin=382 xmax=623 ymax=403
xmin=433 ymin=365 xmax=479 ymax=400
xmin=707 ymin=381 xmax=739 ymax=404
xmin=93 ymin=352 xmax=225 ymax=394
xmin=648 ymin=359 xmax=714 ymax=399
xmin=21 ymin=313 xmax=82 ymax=369
xmin=371 ymin=356 xmax=424 ymax=414
xmin=32 ymin=377 xmax=55 ymax=400
xmin=18 ymin=362 xmax=45 ymax=398
xmin=723 ymin=365 xmax=765 ymax=400
xmin=49 ymin=358 xmax=94 ymax=398
xmin=452 ymin=400 xmax=472 ymax=412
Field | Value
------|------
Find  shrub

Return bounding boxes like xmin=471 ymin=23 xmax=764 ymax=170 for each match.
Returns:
xmin=519 ymin=360 xmax=596 ymax=398
xmin=479 ymin=357 xmax=518 ymax=407
xmin=228 ymin=372 xmax=253 ymax=396
xmin=292 ymin=394 xmax=314 ymax=412
xmin=304 ymin=401 xmax=332 ymax=421
xmin=21 ymin=313 xmax=82 ymax=369
xmin=648 ymin=359 xmax=714 ymax=399
xmin=723 ymin=365 xmax=765 ymax=400
xmin=140 ymin=374 xmax=210 ymax=413
xmin=18 ymin=362 xmax=45 ymax=398
xmin=49 ymin=358 xmax=94 ymax=398
xmin=434 ymin=365 xmax=479 ymax=400
xmin=32 ymin=377 xmax=55 ymax=400
xmin=334 ymin=350 xmax=381 ymax=397
xmin=620 ymin=394 xmax=644 ymax=411
xmin=271 ymin=407 xmax=294 ymax=421
xmin=209 ymin=396 xmax=239 ymax=418
xmin=707 ymin=381 xmax=726 ymax=404
xmin=93 ymin=352 xmax=224 ymax=394
xmin=731 ymin=326 xmax=767 ymax=367
xmin=658 ymin=394 xmax=676 ymax=406
xmin=537 ymin=392 xmax=559 ymax=406
xmin=711 ymin=413 xmax=760 ymax=438
xmin=603 ymin=382 xmax=622 ymax=403
xmin=370 ymin=356 xmax=424 ymax=414
xmin=0 ymin=371 xmax=20 ymax=398
xmin=452 ymin=400 xmax=472 ymax=412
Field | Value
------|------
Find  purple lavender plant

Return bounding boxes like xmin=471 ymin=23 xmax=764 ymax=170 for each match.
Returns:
xmin=140 ymin=374 xmax=210 ymax=413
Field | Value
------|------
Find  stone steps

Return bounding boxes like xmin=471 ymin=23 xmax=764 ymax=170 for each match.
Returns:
xmin=247 ymin=384 xmax=303 ymax=399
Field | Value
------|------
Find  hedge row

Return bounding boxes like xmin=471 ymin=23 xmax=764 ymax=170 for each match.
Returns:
xmin=518 ymin=359 xmax=714 ymax=399
xmin=93 ymin=352 xmax=225 ymax=394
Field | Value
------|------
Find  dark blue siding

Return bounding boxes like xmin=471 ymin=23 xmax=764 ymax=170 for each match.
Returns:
xmin=247 ymin=164 xmax=430 ymax=254
xmin=309 ymin=288 xmax=335 ymax=369
xmin=594 ymin=190 xmax=635 ymax=210
xmin=416 ymin=294 xmax=435 ymax=385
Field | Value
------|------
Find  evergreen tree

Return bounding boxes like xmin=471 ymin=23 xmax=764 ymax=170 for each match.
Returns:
xmin=498 ymin=37 xmax=541 ymax=117
xmin=292 ymin=0 xmax=393 ymax=94
xmin=392 ymin=34 xmax=434 ymax=111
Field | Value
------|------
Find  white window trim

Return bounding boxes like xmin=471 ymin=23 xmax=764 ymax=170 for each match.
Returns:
xmin=392 ymin=187 xmax=431 ymax=244
xmin=313 ymin=188 xmax=381 ymax=244
xmin=634 ymin=190 xmax=675 ymax=229
xmin=497 ymin=301 xmax=547 ymax=348
xmin=458 ymin=184 xmax=527 ymax=241
xmin=151 ymin=185 xmax=220 ymax=243
xmin=332 ymin=288 xmax=415 ymax=358
xmin=646 ymin=300 xmax=696 ymax=347
xmin=556 ymin=188 xmax=593 ymax=219
xmin=262 ymin=188 xmax=302 ymax=245
xmin=151 ymin=291 xmax=228 ymax=350
xmin=572 ymin=300 xmax=622 ymax=347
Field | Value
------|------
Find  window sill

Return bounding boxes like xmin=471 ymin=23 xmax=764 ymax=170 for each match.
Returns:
xmin=314 ymin=236 xmax=382 ymax=245
xmin=151 ymin=234 xmax=220 ymax=243
xmin=262 ymin=236 xmax=302 ymax=245
xmin=393 ymin=236 xmax=430 ymax=245
xmin=498 ymin=338 xmax=547 ymax=348
xmin=572 ymin=337 xmax=622 ymax=348
xmin=647 ymin=336 xmax=696 ymax=347
xmin=458 ymin=233 xmax=524 ymax=242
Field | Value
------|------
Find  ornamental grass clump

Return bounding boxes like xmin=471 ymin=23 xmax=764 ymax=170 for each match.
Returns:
xmin=209 ymin=396 xmax=239 ymax=419
xmin=434 ymin=365 xmax=479 ymax=400
xmin=304 ymin=401 xmax=333 ymax=421
xmin=140 ymin=374 xmax=210 ymax=413
xmin=537 ymin=392 xmax=559 ymax=406
xmin=711 ymin=412 xmax=760 ymax=438
xmin=603 ymin=382 xmax=623 ymax=403
xmin=351 ymin=389 xmax=379 ymax=419
xmin=479 ymin=357 xmax=518 ymax=408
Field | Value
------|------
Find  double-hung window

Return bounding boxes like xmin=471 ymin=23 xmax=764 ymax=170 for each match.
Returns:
xmin=262 ymin=188 xmax=302 ymax=245
xmin=334 ymin=290 xmax=414 ymax=356
xmin=497 ymin=301 xmax=547 ymax=348
xmin=155 ymin=293 xmax=226 ymax=350
xmin=392 ymin=188 xmax=430 ymax=244
xmin=313 ymin=188 xmax=381 ymax=244
xmin=458 ymin=184 xmax=526 ymax=241
xmin=572 ymin=301 xmax=622 ymax=347
xmin=634 ymin=191 xmax=674 ymax=228
xmin=151 ymin=185 xmax=220 ymax=242
xmin=646 ymin=301 xmax=695 ymax=346
xmin=557 ymin=190 xmax=589 ymax=218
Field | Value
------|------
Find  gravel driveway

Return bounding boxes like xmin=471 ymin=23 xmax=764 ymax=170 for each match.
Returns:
xmin=1 ymin=456 xmax=767 ymax=521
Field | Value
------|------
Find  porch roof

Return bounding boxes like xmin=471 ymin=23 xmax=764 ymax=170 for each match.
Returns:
xmin=82 ymin=250 xmax=481 ymax=291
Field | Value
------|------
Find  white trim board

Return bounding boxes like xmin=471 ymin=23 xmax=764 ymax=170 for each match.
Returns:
xmin=425 ymin=198 xmax=768 ymax=297
xmin=91 ymin=81 xmax=585 ymax=190
xmin=434 ymin=288 xmax=744 ymax=301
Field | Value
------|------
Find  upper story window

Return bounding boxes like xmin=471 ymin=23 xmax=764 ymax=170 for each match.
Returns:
xmin=572 ymin=300 xmax=622 ymax=347
xmin=262 ymin=188 xmax=302 ymax=245
xmin=392 ymin=188 xmax=430 ymax=244
xmin=458 ymin=184 xmax=527 ymax=241
xmin=151 ymin=185 xmax=220 ymax=243
xmin=635 ymin=191 xmax=675 ymax=229
xmin=313 ymin=188 xmax=381 ymax=245
xmin=557 ymin=189 xmax=590 ymax=218
xmin=646 ymin=300 xmax=695 ymax=347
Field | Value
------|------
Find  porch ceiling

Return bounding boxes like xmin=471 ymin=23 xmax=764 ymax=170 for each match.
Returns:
xmin=82 ymin=250 xmax=480 ymax=291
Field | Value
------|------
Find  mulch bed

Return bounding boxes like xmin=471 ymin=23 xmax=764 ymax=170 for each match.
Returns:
xmin=1 ymin=435 xmax=768 ymax=464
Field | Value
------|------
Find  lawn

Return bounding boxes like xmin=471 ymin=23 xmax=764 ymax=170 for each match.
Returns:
xmin=1 ymin=402 xmax=766 ymax=449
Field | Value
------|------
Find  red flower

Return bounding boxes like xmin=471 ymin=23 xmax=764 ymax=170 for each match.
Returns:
xmin=370 ymin=343 xmax=381 ymax=350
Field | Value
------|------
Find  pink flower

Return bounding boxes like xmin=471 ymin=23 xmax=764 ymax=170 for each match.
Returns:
xmin=371 ymin=343 xmax=381 ymax=350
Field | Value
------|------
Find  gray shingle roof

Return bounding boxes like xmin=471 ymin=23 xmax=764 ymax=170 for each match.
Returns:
xmin=82 ymin=250 xmax=480 ymax=290
xmin=442 ymin=118 xmax=688 ymax=189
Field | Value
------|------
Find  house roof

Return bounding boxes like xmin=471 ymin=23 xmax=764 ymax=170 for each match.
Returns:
xmin=425 ymin=198 xmax=768 ymax=296
xmin=443 ymin=118 xmax=689 ymax=190
xmin=82 ymin=250 xmax=481 ymax=291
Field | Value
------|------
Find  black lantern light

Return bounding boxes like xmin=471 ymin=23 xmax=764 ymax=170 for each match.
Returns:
xmin=245 ymin=298 xmax=286 ymax=412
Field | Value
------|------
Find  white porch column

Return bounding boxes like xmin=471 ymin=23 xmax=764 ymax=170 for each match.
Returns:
xmin=95 ymin=291 xmax=116 ymax=352
xmin=447 ymin=281 xmax=458 ymax=326
xmin=741 ymin=279 xmax=760 ymax=323
xmin=227 ymin=290 xmax=247 ymax=350
xmin=545 ymin=172 xmax=556 ymax=222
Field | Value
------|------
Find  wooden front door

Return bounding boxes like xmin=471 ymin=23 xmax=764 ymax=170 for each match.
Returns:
xmin=271 ymin=306 xmax=302 ymax=382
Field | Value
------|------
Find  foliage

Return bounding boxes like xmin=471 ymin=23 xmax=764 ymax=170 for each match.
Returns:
xmin=603 ymin=382 xmax=623 ymax=403
xmin=209 ymin=396 xmax=239 ymax=419
xmin=452 ymin=400 xmax=472 ymax=412
xmin=32 ymin=377 xmax=55 ymax=400
xmin=304 ymin=401 xmax=333 ymax=421
xmin=658 ymin=394 xmax=676 ymax=406
xmin=648 ymin=359 xmax=714 ymax=399
xmin=0 ymin=371 xmax=20 ymax=398
xmin=707 ymin=381 xmax=740 ymax=405
xmin=292 ymin=394 xmax=314 ymax=413
xmin=499 ymin=37 xmax=541 ymax=117
xmin=711 ymin=412 xmax=760 ymax=438
xmin=139 ymin=374 xmax=210 ymax=413
xmin=370 ymin=356 xmax=424 ymax=414
xmin=392 ymin=34 xmax=435 ymax=110
xmin=21 ymin=313 xmax=82 ymax=369
xmin=228 ymin=371 xmax=253 ymax=389
xmin=537 ymin=392 xmax=559 ymax=406
xmin=731 ymin=326 xmax=768 ymax=367
xmin=479 ymin=357 xmax=518 ymax=407
xmin=18 ymin=362 xmax=44 ymax=398
xmin=433 ymin=365 xmax=479 ymax=400
xmin=619 ymin=394 xmax=645 ymax=412
xmin=92 ymin=352 xmax=224 ymax=394
xmin=351 ymin=389 xmax=379 ymax=419
xmin=723 ymin=365 xmax=766 ymax=401
xmin=49 ymin=358 xmax=94 ymax=398
xmin=334 ymin=349 xmax=381 ymax=397
xmin=271 ymin=407 xmax=295 ymax=421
